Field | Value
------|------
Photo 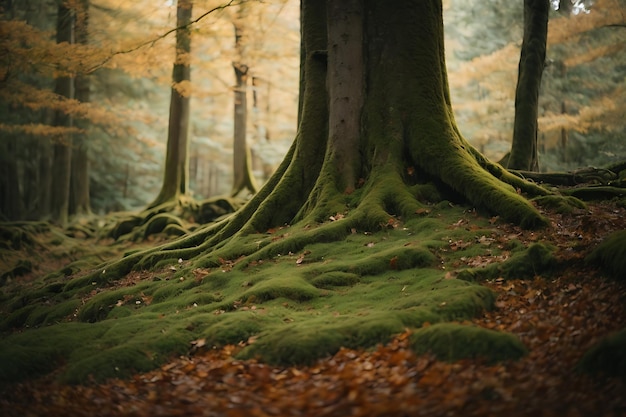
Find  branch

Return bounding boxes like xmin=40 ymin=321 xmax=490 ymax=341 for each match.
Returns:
xmin=86 ymin=0 xmax=242 ymax=74
xmin=510 ymin=166 xmax=619 ymax=186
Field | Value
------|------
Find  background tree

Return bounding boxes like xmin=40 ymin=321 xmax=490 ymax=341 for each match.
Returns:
xmin=148 ymin=0 xmax=193 ymax=209
xmin=49 ymin=1 xmax=75 ymax=227
xmin=231 ymin=4 xmax=259 ymax=197
xmin=507 ymin=0 xmax=549 ymax=171
xmin=70 ymin=0 xmax=92 ymax=217
xmin=445 ymin=0 xmax=625 ymax=170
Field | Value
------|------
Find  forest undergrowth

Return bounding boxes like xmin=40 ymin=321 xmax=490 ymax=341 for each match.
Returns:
xmin=1 ymin=199 xmax=625 ymax=416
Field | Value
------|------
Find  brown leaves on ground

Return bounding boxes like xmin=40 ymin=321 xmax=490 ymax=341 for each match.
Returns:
xmin=1 ymin=202 xmax=626 ymax=416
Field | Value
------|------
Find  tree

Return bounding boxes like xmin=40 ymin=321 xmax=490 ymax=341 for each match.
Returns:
xmin=49 ymin=1 xmax=75 ymax=227
xmin=70 ymin=0 xmax=92 ymax=217
xmin=230 ymin=4 xmax=259 ymax=197
xmin=507 ymin=0 xmax=549 ymax=171
xmin=110 ymin=0 xmax=551 ymax=277
xmin=148 ymin=0 xmax=192 ymax=209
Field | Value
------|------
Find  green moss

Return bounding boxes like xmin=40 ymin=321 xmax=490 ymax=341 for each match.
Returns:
xmin=0 ymin=259 xmax=32 ymax=283
xmin=586 ymin=230 xmax=626 ymax=281
xmin=241 ymin=275 xmax=319 ymax=303
xmin=77 ymin=282 xmax=155 ymax=322
xmin=163 ymin=223 xmax=188 ymax=236
xmin=577 ymin=329 xmax=626 ymax=379
xmin=458 ymin=242 xmax=557 ymax=281
xmin=0 ymin=323 xmax=109 ymax=382
xmin=533 ymin=195 xmax=587 ymax=214
xmin=109 ymin=216 xmax=143 ymax=240
xmin=63 ymin=345 xmax=154 ymax=383
xmin=24 ymin=299 xmax=81 ymax=327
xmin=311 ymin=271 xmax=360 ymax=288
xmin=238 ymin=312 xmax=405 ymax=366
xmin=202 ymin=314 xmax=262 ymax=347
xmin=1 ymin=305 xmax=37 ymax=330
xmin=410 ymin=323 xmax=527 ymax=362
xmin=143 ymin=213 xmax=184 ymax=238
xmin=0 ymin=203 xmax=549 ymax=384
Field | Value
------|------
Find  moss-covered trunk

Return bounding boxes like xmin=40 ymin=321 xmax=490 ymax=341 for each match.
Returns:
xmin=507 ymin=0 xmax=549 ymax=171
xmin=149 ymin=0 xmax=191 ymax=209
xmin=98 ymin=0 xmax=551 ymax=282
xmin=298 ymin=0 xmax=548 ymax=230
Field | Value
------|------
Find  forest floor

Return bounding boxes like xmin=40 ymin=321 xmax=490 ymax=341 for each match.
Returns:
xmin=1 ymin=200 xmax=626 ymax=416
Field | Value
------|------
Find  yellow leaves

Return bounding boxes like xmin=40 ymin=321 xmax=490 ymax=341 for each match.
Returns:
xmin=449 ymin=43 xmax=519 ymax=89
xmin=0 ymin=123 xmax=82 ymax=141
xmin=563 ymin=41 xmax=626 ymax=67
xmin=172 ymin=80 xmax=194 ymax=97
xmin=547 ymin=0 xmax=626 ymax=44
xmin=539 ymin=93 xmax=623 ymax=136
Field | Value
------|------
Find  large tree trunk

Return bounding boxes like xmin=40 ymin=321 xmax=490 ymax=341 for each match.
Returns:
xmin=70 ymin=0 xmax=91 ymax=216
xmin=148 ymin=0 xmax=192 ymax=208
xmin=507 ymin=0 xmax=549 ymax=171
xmin=49 ymin=2 xmax=74 ymax=227
xmin=107 ymin=0 xmax=549 ymax=285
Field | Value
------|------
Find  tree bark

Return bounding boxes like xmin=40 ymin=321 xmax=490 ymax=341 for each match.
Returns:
xmin=326 ymin=0 xmax=364 ymax=194
xmin=148 ymin=0 xmax=192 ymax=208
xmin=507 ymin=0 xmax=549 ymax=171
xmin=49 ymin=2 xmax=75 ymax=227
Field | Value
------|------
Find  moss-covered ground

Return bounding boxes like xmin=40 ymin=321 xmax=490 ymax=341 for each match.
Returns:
xmin=0 ymin=204 xmax=501 ymax=382
xmin=1 ymin=199 xmax=626 ymax=415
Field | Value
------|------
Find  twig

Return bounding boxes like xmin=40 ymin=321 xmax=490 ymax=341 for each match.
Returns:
xmin=86 ymin=0 xmax=242 ymax=74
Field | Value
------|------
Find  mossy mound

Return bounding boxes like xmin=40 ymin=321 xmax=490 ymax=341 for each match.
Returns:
xmin=457 ymin=242 xmax=557 ymax=282
xmin=409 ymin=323 xmax=527 ymax=363
xmin=577 ymin=329 xmax=626 ymax=379
xmin=532 ymin=195 xmax=586 ymax=214
xmin=586 ymin=230 xmax=626 ymax=281
xmin=106 ymin=196 xmax=244 ymax=241
xmin=0 ymin=204 xmax=534 ymax=384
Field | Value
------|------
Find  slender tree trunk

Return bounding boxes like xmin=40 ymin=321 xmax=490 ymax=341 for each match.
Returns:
xmin=231 ymin=8 xmax=258 ymax=198
xmin=560 ymin=100 xmax=569 ymax=162
xmin=149 ymin=0 xmax=192 ymax=208
xmin=507 ymin=0 xmax=549 ymax=171
xmin=0 ymin=136 xmax=21 ymax=220
xmin=49 ymin=2 xmax=74 ymax=227
xmin=37 ymin=137 xmax=53 ymax=219
xmin=70 ymin=0 xmax=91 ymax=216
